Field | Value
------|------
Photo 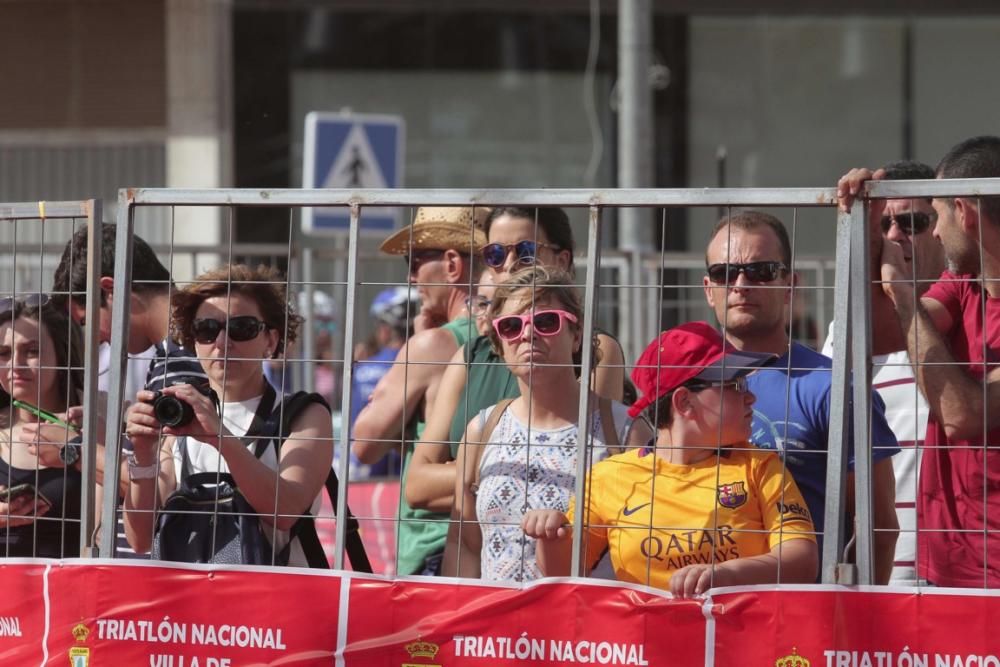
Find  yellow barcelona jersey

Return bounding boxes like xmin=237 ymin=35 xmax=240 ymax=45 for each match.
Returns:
xmin=568 ymin=443 xmax=815 ymax=591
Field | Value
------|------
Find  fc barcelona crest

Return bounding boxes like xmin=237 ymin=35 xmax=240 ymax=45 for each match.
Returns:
xmin=717 ymin=481 xmax=748 ymax=509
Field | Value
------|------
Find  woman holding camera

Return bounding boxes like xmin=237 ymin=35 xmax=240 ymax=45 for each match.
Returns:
xmin=0 ymin=294 xmax=84 ymax=557
xmin=123 ymin=264 xmax=333 ymax=566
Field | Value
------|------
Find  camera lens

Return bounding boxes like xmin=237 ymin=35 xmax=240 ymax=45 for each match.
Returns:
xmin=152 ymin=394 xmax=194 ymax=428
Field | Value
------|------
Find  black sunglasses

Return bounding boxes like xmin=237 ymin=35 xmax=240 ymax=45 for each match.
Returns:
xmin=0 ymin=293 xmax=51 ymax=315
xmin=685 ymin=376 xmax=749 ymax=394
xmin=191 ymin=316 xmax=267 ymax=344
xmin=403 ymin=250 xmax=445 ymax=271
xmin=480 ymin=240 xmax=560 ymax=269
xmin=880 ymin=211 xmax=935 ymax=236
xmin=706 ymin=261 xmax=788 ymax=285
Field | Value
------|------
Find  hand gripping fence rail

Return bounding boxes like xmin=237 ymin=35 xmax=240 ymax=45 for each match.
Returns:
xmin=88 ymin=180 xmax=1000 ymax=587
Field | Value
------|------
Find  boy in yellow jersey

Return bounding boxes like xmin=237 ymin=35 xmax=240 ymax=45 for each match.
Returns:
xmin=522 ymin=321 xmax=818 ymax=597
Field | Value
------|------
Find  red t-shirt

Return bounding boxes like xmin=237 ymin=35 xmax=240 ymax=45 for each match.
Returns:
xmin=919 ymin=272 xmax=1000 ymax=587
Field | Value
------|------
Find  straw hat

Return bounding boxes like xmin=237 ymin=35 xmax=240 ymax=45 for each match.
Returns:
xmin=379 ymin=206 xmax=489 ymax=256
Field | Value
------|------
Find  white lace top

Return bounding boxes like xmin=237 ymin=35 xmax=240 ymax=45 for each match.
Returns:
xmin=474 ymin=400 xmax=634 ymax=582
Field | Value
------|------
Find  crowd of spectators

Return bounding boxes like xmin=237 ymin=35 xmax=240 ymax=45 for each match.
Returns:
xmin=2 ymin=134 xmax=1000 ymax=594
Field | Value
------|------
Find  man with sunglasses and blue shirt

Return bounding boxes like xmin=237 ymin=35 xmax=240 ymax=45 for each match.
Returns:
xmin=352 ymin=206 xmax=486 ymax=576
xmin=821 ymin=160 xmax=943 ymax=585
xmin=702 ymin=210 xmax=900 ymax=583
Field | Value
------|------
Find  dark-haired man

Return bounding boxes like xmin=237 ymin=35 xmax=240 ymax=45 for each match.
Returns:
xmin=702 ymin=211 xmax=899 ymax=583
xmin=823 ymin=160 xmax=944 ymax=584
xmin=839 ymin=135 xmax=1000 ymax=588
xmin=33 ymin=223 xmax=205 ymax=558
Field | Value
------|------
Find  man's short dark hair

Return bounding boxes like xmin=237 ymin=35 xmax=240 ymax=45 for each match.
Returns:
xmin=936 ymin=135 xmax=1000 ymax=222
xmin=706 ymin=211 xmax=792 ymax=268
xmin=51 ymin=223 xmax=172 ymax=306
xmin=882 ymin=160 xmax=935 ymax=203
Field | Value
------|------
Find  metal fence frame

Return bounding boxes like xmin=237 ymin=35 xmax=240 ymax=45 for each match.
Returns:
xmin=102 ymin=187 xmax=859 ymax=582
xmin=0 ymin=200 xmax=103 ymax=556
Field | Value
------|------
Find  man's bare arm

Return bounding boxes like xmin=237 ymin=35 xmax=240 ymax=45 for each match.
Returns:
xmin=406 ymin=346 xmax=468 ymax=511
xmin=351 ymin=329 xmax=459 ymax=464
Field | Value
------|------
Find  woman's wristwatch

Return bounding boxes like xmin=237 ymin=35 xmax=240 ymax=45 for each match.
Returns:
xmin=59 ymin=435 xmax=83 ymax=468
xmin=126 ymin=452 xmax=158 ymax=481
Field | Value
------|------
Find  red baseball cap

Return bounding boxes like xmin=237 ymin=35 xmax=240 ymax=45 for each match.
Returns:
xmin=627 ymin=321 xmax=775 ymax=418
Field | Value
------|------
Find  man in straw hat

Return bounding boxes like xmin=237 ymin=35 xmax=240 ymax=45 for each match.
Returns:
xmin=352 ymin=206 xmax=487 ymax=576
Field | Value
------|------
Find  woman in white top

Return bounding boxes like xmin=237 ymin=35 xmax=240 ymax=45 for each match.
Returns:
xmin=452 ymin=266 xmax=652 ymax=582
xmin=123 ymin=264 xmax=333 ymax=566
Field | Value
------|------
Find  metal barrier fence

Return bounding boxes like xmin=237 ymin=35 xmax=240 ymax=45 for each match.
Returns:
xmin=99 ymin=187 xmax=859 ymax=587
xmin=3 ymin=181 xmax=995 ymax=594
xmin=0 ymin=200 xmax=102 ymax=557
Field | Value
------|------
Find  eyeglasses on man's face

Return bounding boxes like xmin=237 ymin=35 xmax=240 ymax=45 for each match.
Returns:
xmin=880 ymin=211 xmax=935 ymax=237
xmin=706 ymin=261 xmax=788 ymax=285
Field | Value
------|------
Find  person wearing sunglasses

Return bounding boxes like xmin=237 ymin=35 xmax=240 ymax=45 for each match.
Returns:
xmin=451 ymin=266 xmax=652 ymax=582
xmin=352 ymin=206 xmax=487 ymax=577
xmin=122 ymin=264 xmax=333 ymax=566
xmin=703 ymin=210 xmax=900 ymax=584
xmin=0 ymin=295 xmax=84 ymax=557
xmin=523 ymin=322 xmax=817 ymax=597
xmin=822 ymin=160 xmax=943 ymax=586
xmin=482 ymin=207 xmax=625 ymax=401
xmin=838 ymin=136 xmax=1000 ymax=589
xmin=405 ymin=208 xmax=628 ymax=573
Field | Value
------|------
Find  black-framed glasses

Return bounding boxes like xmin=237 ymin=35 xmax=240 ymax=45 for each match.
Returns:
xmin=0 ymin=293 xmax=51 ymax=315
xmin=191 ymin=316 xmax=267 ymax=344
xmin=686 ymin=376 xmax=749 ymax=394
xmin=465 ymin=296 xmax=492 ymax=315
xmin=880 ymin=211 xmax=935 ymax=236
xmin=403 ymin=250 xmax=445 ymax=272
xmin=706 ymin=261 xmax=788 ymax=285
xmin=480 ymin=240 xmax=560 ymax=269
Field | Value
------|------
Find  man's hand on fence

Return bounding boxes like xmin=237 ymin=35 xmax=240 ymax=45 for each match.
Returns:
xmin=837 ymin=167 xmax=886 ymax=213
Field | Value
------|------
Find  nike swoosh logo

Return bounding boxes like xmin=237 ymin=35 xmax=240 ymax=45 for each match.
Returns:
xmin=622 ymin=503 xmax=650 ymax=516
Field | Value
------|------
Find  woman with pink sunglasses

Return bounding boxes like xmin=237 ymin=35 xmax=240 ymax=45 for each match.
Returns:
xmin=450 ymin=267 xmax=651 ymax=582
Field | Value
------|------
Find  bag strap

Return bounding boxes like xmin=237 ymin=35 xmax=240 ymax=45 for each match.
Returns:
xmin=470 ymin=398 xmax=516 ymax=495
xmin=598 ymin=397 xmax=623 ymax=455
xmin=270 ymin=391 xmax=372 ymax=573
xmin=247 ymin=384 xmax=278 ymax=458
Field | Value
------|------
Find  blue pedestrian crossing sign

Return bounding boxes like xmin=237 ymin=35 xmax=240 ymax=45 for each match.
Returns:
xmin=302 ymin=111 xmax=405 ymax=236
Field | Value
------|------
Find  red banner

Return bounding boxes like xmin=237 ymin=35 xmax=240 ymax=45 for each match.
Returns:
xmin=346 ymin=577 xmax=705 ymax=666
xmin=4 ymin=562 xmax=1000 ymax=666
xmin=711 ymin=586 xmax=1000 ymax=667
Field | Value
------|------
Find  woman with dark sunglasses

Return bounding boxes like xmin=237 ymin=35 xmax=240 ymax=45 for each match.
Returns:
xmin=482 ymin=207 xmax=625 ymax=400
xmin=450 ymin=267 xmax=651 ymax=582
xmin=122 ymin=264 xmax=333 ymax=565
xmin=0 ymin=295 xmax=84 ymax=557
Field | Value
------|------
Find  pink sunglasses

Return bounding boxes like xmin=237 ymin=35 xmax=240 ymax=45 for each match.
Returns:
xmin=492 ymin=309 xmax=578 ymax=342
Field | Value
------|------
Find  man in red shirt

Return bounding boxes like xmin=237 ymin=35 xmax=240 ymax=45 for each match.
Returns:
xmin=839 ymin=135 xmax=1000 ymax=587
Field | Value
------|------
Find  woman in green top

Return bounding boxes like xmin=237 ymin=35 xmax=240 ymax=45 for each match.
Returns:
xmin=406 ymin=208 xmax=629 ymax=575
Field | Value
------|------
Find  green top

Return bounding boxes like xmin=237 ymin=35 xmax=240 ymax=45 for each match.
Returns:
xmin=447 ymin=335 xmax=520 ymax=457
xmin=395 ymin=316 xmax=475 ymax=575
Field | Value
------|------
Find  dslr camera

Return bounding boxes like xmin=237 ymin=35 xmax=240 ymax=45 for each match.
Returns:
xmin=150 ymin=377 xmax=219 ymax=428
